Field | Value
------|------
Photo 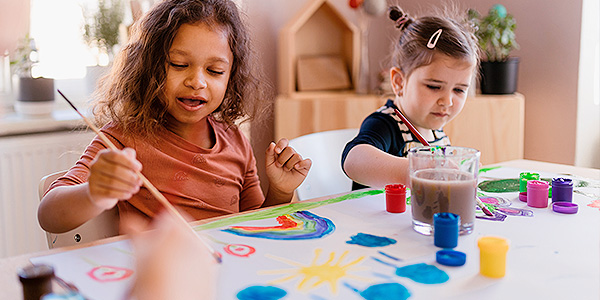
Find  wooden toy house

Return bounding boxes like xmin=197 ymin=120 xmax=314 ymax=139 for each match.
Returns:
xmin=278 ymin=0 xmax=360 ymax=96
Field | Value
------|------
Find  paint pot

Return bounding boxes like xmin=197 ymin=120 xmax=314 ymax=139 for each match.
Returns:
xmin=526 ymin=180 xmax=550 ymax=208
xmin=519 ymin=172 xmax=540 ymax=202
xmin=18 ymin=264 xmax=54 ymax=300
xmin=478 ymin=236 xmax=509 ymax=278
xmin=551 ymin=178 xmax=573 ymax=203
xmin=433 ymin=212 xmax=459 ymax=249
xmin=385 ymin=184 xmax=407 ymax=213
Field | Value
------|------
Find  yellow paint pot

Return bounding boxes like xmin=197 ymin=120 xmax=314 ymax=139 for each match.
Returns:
xmin=478 ymin=236 xmax=509 ymax=278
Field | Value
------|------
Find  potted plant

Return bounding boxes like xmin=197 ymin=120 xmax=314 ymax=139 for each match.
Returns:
xmin=10 ymin=35 xmax=55 ymax=115
xmin=82 ymin=0 xmax=124 ymax=93
xmin=468 ymin=4 xmax=519 ymax=94
xmin=83 ymin=0 xmax=124 ymax=63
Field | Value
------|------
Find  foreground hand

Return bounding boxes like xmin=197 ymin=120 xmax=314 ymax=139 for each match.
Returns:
xmin=265 ymin=138 xmax=312 ymax=195
xmin=87 ymin=147 xmax=143 ymax=210
xmin=124 ymin=212 xmax=218 ymax=300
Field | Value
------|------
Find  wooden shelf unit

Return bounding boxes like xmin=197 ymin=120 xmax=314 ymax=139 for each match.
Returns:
xmin=443 ymin=93 xmax=525 ymax=165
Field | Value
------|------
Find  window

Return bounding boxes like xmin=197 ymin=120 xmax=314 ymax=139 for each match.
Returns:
xmin=29 ymin=0 xmax=133 ymax=79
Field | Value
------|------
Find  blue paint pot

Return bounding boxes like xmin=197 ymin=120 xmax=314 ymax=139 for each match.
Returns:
xmin=433 ymin=213 xmax=460 ymax=248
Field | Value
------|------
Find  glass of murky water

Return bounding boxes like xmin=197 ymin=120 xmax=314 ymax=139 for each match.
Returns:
xmin=408 ymin=146 xmax=480 ymax=236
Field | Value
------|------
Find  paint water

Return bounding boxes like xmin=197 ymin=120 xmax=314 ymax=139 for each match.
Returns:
xmin=410 ymin=169 xmax=476 ymax=235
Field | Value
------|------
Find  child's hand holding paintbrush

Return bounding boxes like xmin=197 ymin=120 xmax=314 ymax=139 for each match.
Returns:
xmin=87 ymin=147 xmax=144 ymax=210
xmin=40 ymin=90 xmax=223 ymax=264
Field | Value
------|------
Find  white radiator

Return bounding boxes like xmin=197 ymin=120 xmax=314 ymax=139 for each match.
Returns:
xmin=0 ymin=129 xmax=95 ymax=258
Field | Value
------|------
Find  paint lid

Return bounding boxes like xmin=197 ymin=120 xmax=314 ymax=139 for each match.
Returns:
xmin=385 ymin=184 xmax=406 ymax=193
xmin=552 ymin=202 xmax=578 ymax=214
xmin=436 ymin=250 xmax=466 ymax=266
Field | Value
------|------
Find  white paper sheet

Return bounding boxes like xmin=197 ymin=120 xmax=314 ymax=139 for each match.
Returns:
xmin=31 ymin=167 xmax=600 ymax=300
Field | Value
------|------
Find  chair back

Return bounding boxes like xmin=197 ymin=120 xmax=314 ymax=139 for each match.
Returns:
xmin=39 ymin=171 xmax=119 ymax=249
xmin=289 ymin=128 xmax=358 ymax=201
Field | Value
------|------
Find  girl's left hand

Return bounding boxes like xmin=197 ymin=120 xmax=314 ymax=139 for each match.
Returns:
xmin=265 ymin=138 xmax=312 ymax=195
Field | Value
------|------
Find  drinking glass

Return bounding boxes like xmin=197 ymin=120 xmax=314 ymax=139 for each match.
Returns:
xmin=408 ymin=146 xmax=480 ymax=235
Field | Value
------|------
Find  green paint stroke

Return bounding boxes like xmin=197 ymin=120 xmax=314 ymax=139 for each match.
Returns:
xmin=478 ymin=177 xmax=558 ymax=193
xmin=479 ymin=166 xmax=502 ymax=173
xmin=194 ymin=189 xmax=384 ymax=231
xmin=478 ymin=178 xmax=520 ymax=193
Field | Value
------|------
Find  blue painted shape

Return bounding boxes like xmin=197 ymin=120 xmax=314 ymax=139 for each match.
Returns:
xmin=371 ymin=257 xmax=397 ymax=268
xmin=395 ymin=263 xmax=449 ymax=284
xmin=360 ymin=283 xmax=411 ymax=300
xmin=346 ymin=233 xmax=397 ymax=247
xmin=378 ymin=251 xmax=402 ymax=261
xmin=236 ymin=285 xmax=287 ymax=300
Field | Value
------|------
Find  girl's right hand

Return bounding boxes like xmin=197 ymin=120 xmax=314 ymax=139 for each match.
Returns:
xmin=87 ymin=147 xmax=143 ymax=210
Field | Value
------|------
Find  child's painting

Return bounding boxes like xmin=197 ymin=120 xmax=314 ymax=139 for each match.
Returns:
xmin=31 ymin=167 xmax=600 ymax=299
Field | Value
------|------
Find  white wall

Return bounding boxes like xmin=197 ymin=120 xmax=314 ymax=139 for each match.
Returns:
xmin=575 ymin=0 xmax=600 ymax=168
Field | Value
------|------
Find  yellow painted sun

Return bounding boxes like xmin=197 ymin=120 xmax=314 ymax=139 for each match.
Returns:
xmin=259 ymin=248 xmax=371 ymax=294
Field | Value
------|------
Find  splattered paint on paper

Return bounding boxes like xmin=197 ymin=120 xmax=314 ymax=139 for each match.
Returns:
xmin=377 ymin=251 xmax=402 ymax=261
xmin=345 ymin=282 xmax=411 ymax=300
xmin=346 ymin=233 xmax=397 ymax=247
xmin=259 ymin=249 xmax=371 ymax=294
xmin=87 ymin=265 xmax=133 ymax=282
xmin=479 ymin=166 xmax=502 ymax=173
xmin=478 ymin=179 xmax=520 ymax=193
xmin=588 ymin=200 xmax=600 ymax=211
xmin=196 ymin=189 xmax=384 ymax=231
xmin=224 ymin=244 xmax=256 ymax=257
xmin=372 ymin=254 xmax=449 ymax=284
xmin=475 ymin=195 xmax=533 ymax=221
xmin=223 ymin=211 xmax=335 ymax=240
xmin=395 ymin=263 xmax=449 ymax=284
xmin=236 ymin=285 xmax=287 ymax=300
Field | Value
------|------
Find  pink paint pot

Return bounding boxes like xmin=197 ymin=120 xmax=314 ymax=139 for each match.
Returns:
xmin=385 ymin=184 xmax=407 ymax=213
xmin=526 ymin=180 xmax=550 ymax=208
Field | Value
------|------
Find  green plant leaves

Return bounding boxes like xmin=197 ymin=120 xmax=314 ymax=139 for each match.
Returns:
xmin=467 ymin=6 xmax=519 ymax=62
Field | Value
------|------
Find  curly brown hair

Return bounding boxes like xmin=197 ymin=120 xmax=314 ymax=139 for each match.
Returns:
xmin=92 ymin=0 xmax=268 ymax=139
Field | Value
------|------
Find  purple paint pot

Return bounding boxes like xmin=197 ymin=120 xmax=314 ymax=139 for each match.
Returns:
xmin=551 ymin=178 xmax=573 ymax=203
xmin=527 ymin=180 xmax=550 ymax=208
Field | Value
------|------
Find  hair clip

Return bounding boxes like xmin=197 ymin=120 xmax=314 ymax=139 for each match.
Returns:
xmin=395 ymin=14 xmax=410 ymax=30
xmin=427 ymin=29 xmax=443 ymax=49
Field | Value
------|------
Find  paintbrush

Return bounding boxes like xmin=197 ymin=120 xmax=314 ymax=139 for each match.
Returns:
xmin=393 ymin=108 xmax=430 ymax=146
xmin=393 ymin=107 xmax=493 ymax=216
xmin=58 ymin=90 xmax=223 ymax=264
